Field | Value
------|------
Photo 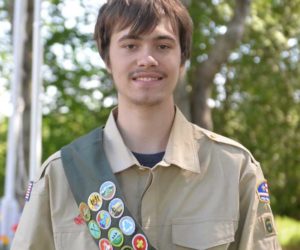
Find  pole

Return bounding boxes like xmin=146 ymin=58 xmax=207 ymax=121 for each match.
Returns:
xmin=1 ymin=0 xmax=28 ymax=245
xmin=29 ymin=0 xmax=43 ymax=181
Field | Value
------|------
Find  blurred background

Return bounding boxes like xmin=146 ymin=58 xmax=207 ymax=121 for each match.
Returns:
xmin=0 ymin=0 xmax=299 ymax=249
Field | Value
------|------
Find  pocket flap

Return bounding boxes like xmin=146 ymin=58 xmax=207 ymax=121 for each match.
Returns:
xmin=172 ymin=218 xmax=235 ymax=249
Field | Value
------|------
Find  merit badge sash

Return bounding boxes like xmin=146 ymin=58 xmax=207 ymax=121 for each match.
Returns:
xmin=61 ymin=128 xmax=156 ymax=250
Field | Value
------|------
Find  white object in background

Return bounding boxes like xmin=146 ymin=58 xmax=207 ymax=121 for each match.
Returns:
xmin=29 ymin=0 xmax=43 ymax=181
xmin=0 ymin=0 xmax=28 ymax=245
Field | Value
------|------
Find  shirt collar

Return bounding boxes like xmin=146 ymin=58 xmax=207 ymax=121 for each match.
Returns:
xmin=103 ymin=107 xmax=201 ymax=174
xmin=163 ymin=108 xmax=201 ymax=173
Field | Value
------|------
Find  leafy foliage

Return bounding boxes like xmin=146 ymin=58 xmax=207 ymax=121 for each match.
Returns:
xmin=211 ymin=0 xmax=300 ymax=218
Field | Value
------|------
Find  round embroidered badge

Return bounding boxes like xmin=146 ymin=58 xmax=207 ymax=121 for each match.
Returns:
xmin=99 ymin=238 xmax=113 ymax=250
xmin=132 ymin=234 xmax=148 ymax=250
xmin=108 ymin=227 xmax=124 ymax=247
xmin=88 ymin=220 xmax=101 ymax=239
xmin=119 ymin=216 xmax=136 ymax=236
xmin=108 ymin=198 xmax=124 ymax=218
xmin=88 ymin=192 xmax=102 ymax=211
xmin=121 ymin=246 xmax=134 ymax=250
xmin=100 ymin=181 xmax=116 ymax=200
xmin=79 ymin=202 xmax=91 ymax=221
xmin=96 ymin=210 xmax=111 ymax=230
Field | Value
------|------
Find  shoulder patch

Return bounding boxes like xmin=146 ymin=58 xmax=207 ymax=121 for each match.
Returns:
xmin=257 ymin=180 xmax=270 ymax=203
xmin=200 ymin=128 xmax=259 ymax=166
xmin=261 ymin=214 xmax=277 ymax=237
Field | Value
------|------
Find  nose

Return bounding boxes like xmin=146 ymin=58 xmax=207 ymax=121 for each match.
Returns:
xmin=137 ymin=54 xmax=159 ymax=68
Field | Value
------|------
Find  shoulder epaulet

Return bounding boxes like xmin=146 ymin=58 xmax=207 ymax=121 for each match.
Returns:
xmin=35 ymin=151 xmax=61 ymax=181
xmin=200 ymin=128 xmax=259 ymax=166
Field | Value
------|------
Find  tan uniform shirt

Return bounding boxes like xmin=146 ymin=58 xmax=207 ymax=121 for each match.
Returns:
xmin=12 ymin=108 xmax=281 ymax=250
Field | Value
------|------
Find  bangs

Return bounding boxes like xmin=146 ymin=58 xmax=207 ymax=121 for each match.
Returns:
xmin=112 ymin=0 xmax=178 ymax=36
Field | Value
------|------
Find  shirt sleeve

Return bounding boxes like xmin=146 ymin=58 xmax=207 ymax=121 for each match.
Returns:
xmin=11 ymin=167 xmax=55 ymax=250
xmin=231 ymin=158 xmax=282 ymax=250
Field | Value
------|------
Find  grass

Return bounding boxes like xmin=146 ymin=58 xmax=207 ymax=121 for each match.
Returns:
xmin=276 ymin=216 xmax=300 ymax=250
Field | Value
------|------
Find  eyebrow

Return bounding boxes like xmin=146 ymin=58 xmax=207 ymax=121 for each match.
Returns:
xmin=118 ymin=34 xmax=177 ymax=43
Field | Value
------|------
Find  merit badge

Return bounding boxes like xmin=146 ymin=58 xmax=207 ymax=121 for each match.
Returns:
xmin=121 ymin=246 xmax=134 ymax=250
xmin=96 ymin=210 xmax=111 ymax=230
xmin=99 ymin=238 xmax=113 ymax=250
xmin=257 ymin=180 xmax=270 ymax=203
xmin=74 ymin=214 xmax=85 ymax=225
xmin=108 ymin=227 xmax=124 ymax=247
xmin=132 ymin=234 xmax=148 ymax=250
xmin=119 ymin=216 xmax=136 ymax=236
xmin=263 ymin=215 xmax=276 ymax=236
xmin=100 ymin=181 xmax=116 ymax=200
xmin=109 ymin=198 xmax=124 ymax=218
xmin=88 ymin=192 xmax=103 ymax=211
xmin=88 ymin=220 xmax=101 ymax=239
xmin=25 ymin=181 xmax=34 ymax=202
xmin=79 ymin=202 xmax=91 ymax=221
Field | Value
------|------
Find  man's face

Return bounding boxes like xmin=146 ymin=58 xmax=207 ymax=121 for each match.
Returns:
xmin=107 ymin=18 xmax=183 ymax=108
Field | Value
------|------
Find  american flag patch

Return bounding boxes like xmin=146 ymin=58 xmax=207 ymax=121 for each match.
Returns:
xmin=257 ymin=180 xmax=270 ymax=203
xmin=25 ymin=181 xmax=34 ymax=202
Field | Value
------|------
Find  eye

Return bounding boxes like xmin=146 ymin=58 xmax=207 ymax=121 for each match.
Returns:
xmin=158 ymin=44 xmax=171 ymax=50
xmin=123 ymin=44 xmax=137 ymax=50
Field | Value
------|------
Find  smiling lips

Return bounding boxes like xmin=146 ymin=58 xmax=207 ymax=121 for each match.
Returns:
xmin=131 ymin=71 xmax=165 ymax=82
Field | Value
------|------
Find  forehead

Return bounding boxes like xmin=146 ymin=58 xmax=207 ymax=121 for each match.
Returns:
xmin=112 ymin=18 xmax=179 ymax=41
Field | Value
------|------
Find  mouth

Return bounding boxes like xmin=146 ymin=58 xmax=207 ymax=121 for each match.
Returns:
xmin=132 ymin=76 xmax=163 ymax=82
xmin=131 ymin=71 xmax=165 ymax=83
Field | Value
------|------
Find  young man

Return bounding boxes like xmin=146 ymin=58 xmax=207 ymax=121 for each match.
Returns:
xmin=12 ymin=0 xmax=281 ymax=249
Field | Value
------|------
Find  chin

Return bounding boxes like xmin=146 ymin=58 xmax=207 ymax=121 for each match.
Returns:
xmin=131 ymin=96 xmax=165 ymax=107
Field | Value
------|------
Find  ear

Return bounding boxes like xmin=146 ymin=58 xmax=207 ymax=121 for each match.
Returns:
xmin=105 ymin=57 xmax=112 ymax=74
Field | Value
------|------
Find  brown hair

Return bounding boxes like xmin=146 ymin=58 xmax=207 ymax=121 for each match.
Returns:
xmin=94 ymin=0 xmax=193 ymax=65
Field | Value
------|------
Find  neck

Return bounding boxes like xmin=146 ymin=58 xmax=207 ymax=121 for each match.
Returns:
xmin=116 ymin=101 xmax=175 ymax=154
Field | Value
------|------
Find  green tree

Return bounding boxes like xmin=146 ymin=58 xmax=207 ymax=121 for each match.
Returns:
xmin=211 ymin=0 xmax=300 ymax=218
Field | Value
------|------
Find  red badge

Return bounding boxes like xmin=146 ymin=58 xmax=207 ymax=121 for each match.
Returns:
xmin=132 ymin=234 xmax=148 ymax=250
xmin=99 ymin=238 xmax=113 ymax=250
xmin=74 ymin=214 xmax=85 ymax=225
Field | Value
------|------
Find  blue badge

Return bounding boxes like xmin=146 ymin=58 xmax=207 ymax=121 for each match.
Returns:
xmin=109 ymin=198 xmax=124 ymax=218
xmin=257 ymin=180 xmax=270 ymax=203
xmin=97 ymin=210 xmax=111 ymax=230
xmin=119 ymin=216 xmax=136 ymax=236
xmin=100 ymin=181 xmax=116 ymax=200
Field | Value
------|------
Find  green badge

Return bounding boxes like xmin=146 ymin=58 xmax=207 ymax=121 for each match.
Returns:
xmin=108 ymin=227 xmax=124 ymax=247
xmin=263 ymin=215 xmax=276 ymax=236
xmin=265 ymin=218 xmax=273 ymax=233
xmin=88 ymin=220 xmax=101 ymax=239
xmin=121 ymin=246 xmax=133 ymax=250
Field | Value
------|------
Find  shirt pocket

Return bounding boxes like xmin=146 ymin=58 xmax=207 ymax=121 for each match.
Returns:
xmin=172 ymin=217 xmax=235 ymax=250
xmin=54 ymin=226 xmax=98 ymax=250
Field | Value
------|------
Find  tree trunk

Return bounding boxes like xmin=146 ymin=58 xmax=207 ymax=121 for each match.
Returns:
xmin=176 ymin=0 xmax=251 ymax=130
